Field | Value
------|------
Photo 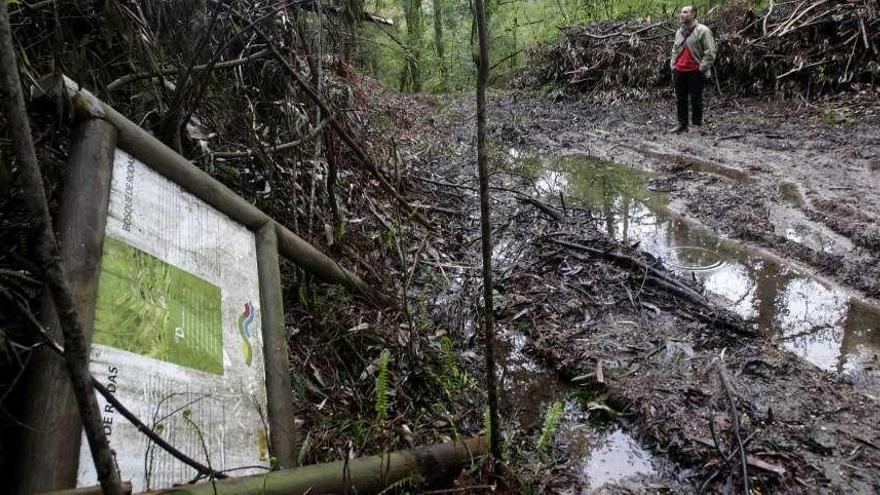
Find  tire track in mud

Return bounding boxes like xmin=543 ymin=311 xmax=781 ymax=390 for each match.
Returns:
xmin=414 ymin=93 xmax=880 ymax=492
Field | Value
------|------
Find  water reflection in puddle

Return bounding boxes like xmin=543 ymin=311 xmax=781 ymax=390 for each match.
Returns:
xmin=578 ymin=428 xmax=655 ymax=488
xmin=522 ymin=153 xmax=880 ymax=392
xmin=497 ymin=327 xmax=661 ymax=492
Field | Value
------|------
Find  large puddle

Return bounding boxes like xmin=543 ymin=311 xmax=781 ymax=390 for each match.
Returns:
xmin=498 ymin=327 xmax=668 ymax=492
xmin=517 ymin=152 xmax=880 ymax=394
xmin=443 ymin=275 xmax=668 ymax=490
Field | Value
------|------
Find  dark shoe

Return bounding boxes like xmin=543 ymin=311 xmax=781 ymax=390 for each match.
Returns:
xmin=669 ymin=125 xmax=687 ymax=134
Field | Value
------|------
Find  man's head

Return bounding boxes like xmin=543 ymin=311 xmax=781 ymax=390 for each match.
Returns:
xmin=679 ymin=5 xmax=696 ymax=25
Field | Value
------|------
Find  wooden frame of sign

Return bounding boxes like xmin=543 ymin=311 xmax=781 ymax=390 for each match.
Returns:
xmin=13 ymin=76 xmax=383 ymax=493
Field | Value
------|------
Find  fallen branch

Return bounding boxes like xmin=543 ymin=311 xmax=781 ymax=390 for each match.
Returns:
xmin=421 ymin=485 xmax=496 ymax=494
xmin=545 ymin=238 xmax=706 ymax=303
xmin=518 ymin=196 xmax=564 ymax=222
xmin=144 ymin=436 xmax=487 ymax=495
xmin=776 ymin=59 xmax=831 ymax=80
xmin=569 ymin=21 xmax=664 ymax=40
xmin=8 ymin=0 xmax=55 ymax=15
xmin=716 ymin=361 xmax=750 ymax=494
xmin=290 ymin=0 xmax=394 ymax=26
xmin=362 ymin=11 xmax=394 ymax=26
xmin=107 ymin=48 xmax=271 ymax=91
xmin=545 ymin=237 xmax=750 ymax=333
xmin=699 ymin=429 xmax=759 ymax=491
xmin=407 ymin=202 xmax=463 ymax=216
xmin=211 ymin=115 xmax=334 ymax=159
xmin=489 ymin=49 xmax=524 ymax=70
xmin=91 ymin=379 xmax=228 ymax=480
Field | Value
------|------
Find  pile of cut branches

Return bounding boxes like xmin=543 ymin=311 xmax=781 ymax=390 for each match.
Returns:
xmin=528 ymin=0 xmax=880 ymax=97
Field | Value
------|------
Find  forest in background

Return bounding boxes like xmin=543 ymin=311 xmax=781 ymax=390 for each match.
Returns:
xmin=357 ymin=0 xmax=755 ymax=92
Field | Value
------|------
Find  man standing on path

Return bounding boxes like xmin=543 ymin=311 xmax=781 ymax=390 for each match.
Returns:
xmin=670 ymin=5 xmax=716 ymax=134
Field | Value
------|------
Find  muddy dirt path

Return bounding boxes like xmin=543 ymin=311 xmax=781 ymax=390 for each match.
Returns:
xmin=485 ymin=93 xmax=880 ymax=300
xmin=395 ymin=90 xmax=880 ymax=492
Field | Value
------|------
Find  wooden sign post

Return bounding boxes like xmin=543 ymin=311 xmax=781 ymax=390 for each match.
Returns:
xmin=14 ymin=76 xmax=384 ymax=493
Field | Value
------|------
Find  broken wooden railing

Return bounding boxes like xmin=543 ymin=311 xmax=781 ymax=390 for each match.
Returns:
xmin=59 ymin=437 xmax=486 ymax=495
xmin=14 ymin=75 xmax=390 ymax=493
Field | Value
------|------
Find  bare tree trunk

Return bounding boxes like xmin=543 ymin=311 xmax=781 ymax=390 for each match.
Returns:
xmin=342 ymin=0 xmax=364 ymax=67
xmin=472 ymin=0 xmax=501 ymax=467
xmin=432 ymin=0 xmax=445 ymax=89
xmin=323 ymin=129 xmax=341 ymax=243
xmin=0 ymin=2 xmax=124 ymax=494
xmin=401 ymin=0 xmax=424 ymax=92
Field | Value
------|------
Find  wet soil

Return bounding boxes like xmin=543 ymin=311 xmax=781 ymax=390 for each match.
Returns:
xmin=392 ymin=89 xmax=880 ymax=492
xmin=485 ymin=92 xmax=880 ymax=301
xmin=496 ymin=325 xmax=687 ymax=493
xmin=522 ymin=154 xmax=880 ymax=398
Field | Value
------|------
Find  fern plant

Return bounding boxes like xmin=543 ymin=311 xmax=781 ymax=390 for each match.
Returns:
xmin=482 ymin=406 xmax=492 ymax=437
xmin=438 ymin=336 xmax=474 ymax=396
xmin=376 ymin=473 xmax=424 ymax=494
xmin=439 ymin=336 xmax=460 ymax=391
xmin=375 ymin=349 xmax=392 ymax=422
xmin=537 ymin=401 xmax=565 ymax=453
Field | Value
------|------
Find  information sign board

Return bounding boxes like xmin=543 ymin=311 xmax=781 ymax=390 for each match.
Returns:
xmin=77 ymin=150 xmax=269 ymax=490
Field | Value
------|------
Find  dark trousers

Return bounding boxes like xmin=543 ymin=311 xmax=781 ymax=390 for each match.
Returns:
xmin=674 ymin=70 xmax=705 ymax=128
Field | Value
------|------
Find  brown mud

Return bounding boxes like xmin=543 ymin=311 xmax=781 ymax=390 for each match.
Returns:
xmin=390 ymin=88 xmax=880 ymax=492
xmin=485 ymin=91 xmax=880 ymax=301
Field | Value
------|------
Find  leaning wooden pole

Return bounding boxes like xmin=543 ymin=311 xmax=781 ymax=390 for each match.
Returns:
xmin=140 ymin=436 xmax=485 ymax=495
xmin=0 ymin=3 xmax=123 ymax=494
xmin=473 ymin=0 xmax=502 ymax=465
xmin=12 ymin=119 xmax=119 ymax=492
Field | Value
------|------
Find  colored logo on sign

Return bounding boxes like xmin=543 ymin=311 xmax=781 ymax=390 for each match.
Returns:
xmin=238 ymin=302 xmax=255 ymax=366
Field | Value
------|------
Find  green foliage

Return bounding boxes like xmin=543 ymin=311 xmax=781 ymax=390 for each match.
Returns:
xmin=334 ymin=218 xmax=347 ymax=243
xmin=536 ymin=401 xmax=565 ymax=453
xmin=417 ymin=283 xmax=431 ymax=324
xmin=437 ymin=336 xmax=474 ymax=396
xmin=342 ymin=417 xmax=377 ymax=450
xmin=297 ymin=431 xmax=311 ymax=466
xmin=297 ymin=284 xmax=308 ymax=306
xmin=312 ymin=285 xmax=352 ymax=329
xmin=181 ymin=408 xmax=215 ymax=476
xmin=358 ymin=0 xmax=765 ymax=92
xmin=375 ymin=348 xmax=392 ymax=421
xmin=482 ymin=405 xmax=492 ymax=436
xmin=820 ymin=105 xmax=854 ymax=126
xmin=778 ymin=181 xmax=803 ymax=207
xmin=377 ymin=473 xmax=424 ymax=494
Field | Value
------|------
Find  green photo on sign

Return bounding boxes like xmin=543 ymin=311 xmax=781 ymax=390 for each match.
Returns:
xmin=93 ymin=236 xmax=223 ymax=374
